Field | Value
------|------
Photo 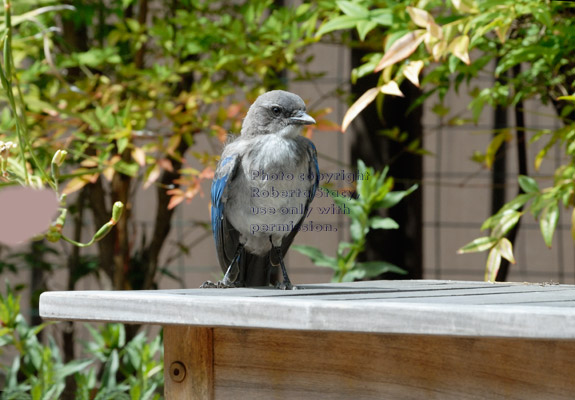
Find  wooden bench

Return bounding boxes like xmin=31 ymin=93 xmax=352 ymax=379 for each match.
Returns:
xmin=39 ymin=280 xmax=575 ymax=399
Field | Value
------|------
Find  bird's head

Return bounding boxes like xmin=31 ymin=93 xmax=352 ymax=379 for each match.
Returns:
xmin=241 ymin=90 xmax=315 ymax=138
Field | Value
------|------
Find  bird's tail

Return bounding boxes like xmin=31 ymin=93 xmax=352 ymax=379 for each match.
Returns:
xmin=240 ymin=251 xmax=279 ymax=287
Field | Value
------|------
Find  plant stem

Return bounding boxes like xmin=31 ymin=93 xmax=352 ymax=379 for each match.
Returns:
xmin=1 ymin=0 xmax=53 ymax=188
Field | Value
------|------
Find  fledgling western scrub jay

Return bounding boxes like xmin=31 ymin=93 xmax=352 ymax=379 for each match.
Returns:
xmin=202 ymin=90 xmax=319 ymax=290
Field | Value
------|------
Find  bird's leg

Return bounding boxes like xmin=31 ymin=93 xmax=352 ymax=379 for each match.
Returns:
xmin=201 ymin=244 xmax=244 ymax=288
xmin=270 ymin=238 xmax=294 ymax=290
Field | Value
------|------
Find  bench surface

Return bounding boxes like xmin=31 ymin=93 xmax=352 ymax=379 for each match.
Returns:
xmin=40 ymin=279 xmax=575 ymax=339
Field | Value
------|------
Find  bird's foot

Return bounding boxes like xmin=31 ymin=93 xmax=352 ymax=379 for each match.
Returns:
xmin=275 ymin=281 xmax=296 ymax=290
xmin=200 ymin=280 xmax=243 ymax=289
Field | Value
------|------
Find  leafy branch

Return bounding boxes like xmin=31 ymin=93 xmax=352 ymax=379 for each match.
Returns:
xmin=294 ymin=160 xmax=417 ymax=282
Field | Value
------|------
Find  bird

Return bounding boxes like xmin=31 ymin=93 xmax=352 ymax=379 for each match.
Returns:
xmin=202 ymin=90 xmax=319 ymax=290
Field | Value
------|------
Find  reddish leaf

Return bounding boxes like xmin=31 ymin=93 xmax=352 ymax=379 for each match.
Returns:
xmin=158 ymin=158 xmax=174 ymax=172
xmin=143 ymin=164 xmax=161 ymax=190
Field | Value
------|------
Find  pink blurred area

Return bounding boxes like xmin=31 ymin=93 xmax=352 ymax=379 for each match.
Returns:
xmin=0 ymin=187 xmax=59 ymax=246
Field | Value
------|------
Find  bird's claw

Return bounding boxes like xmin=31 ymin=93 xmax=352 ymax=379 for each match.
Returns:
xmin=200 ymin=280 xmax=242 ymax=289
xmin=275 ymin=281 xmax=296 ymax=290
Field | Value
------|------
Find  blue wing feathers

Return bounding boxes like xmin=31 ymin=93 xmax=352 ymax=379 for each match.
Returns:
xmin=211 ymin=154 xmax=240 ymax=270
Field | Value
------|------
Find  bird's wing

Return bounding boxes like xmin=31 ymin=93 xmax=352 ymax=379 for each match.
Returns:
xmin=277 ymin=139 xmax=320 ymax=258
xmin=211 ymin=154 xmax=241 ymax=272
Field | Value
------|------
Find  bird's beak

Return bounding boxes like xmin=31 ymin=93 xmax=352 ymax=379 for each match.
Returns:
xmin=290 ymin=111 xmax=316 ymax=125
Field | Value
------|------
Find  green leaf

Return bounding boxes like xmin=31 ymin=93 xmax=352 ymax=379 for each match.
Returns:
xmin=518 ymin=175 xmax=539 ymax=194
xmin=539 ymin=201 xmax=559 ymax=248
xmin=491 ymin=210 xmax=521 ymax=238
xmin=374 ymin=184 xmax=418 ymax=209
xmin=356 ymin=20 xmax=377 ymax=41
xmin=56 ymin=359 xmax=94 ymax=380
xmin=485 ymin=130 xmax=511 ymax=169
xmin=344 ymin=261 xmax=406 ymax=281
xmin=355 ymin=159 xmax=371 ymax=201
xmin=113 ymin=160 xmax=139 ymax=177
xmin=336 ymin=1 xmax=369 ymax=18
xmin=291 ymin=245 xmax=338 ymax=269
xmin=369 ymin=217 xmax=399 ymax=230
xmin=432 ymin=103 xmax=450 ymax=117
xmin=117 ymin=137 xmax=129 ymax=154
xmin=316 ymin=15 xmax=363 ymax=37
xmin=101 ymin=349 xmax=120 ymax=388
xmin=458 ymin=236 xmax=497 ymax=254
xmin=485 ymin=246 xmax=501 ymax=282
xmin=350 ymin=219 xmax=364 ymax=242
xmin=369 ymin=9 xmax=393 ymax=26
xmin=496 ymin=237 xmax=515 ymax=264
xmin=499 ymin=193 xmax=534 ymax=213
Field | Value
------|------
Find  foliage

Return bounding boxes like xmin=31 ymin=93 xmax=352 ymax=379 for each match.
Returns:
xmin=315 ymin=0 xmax=575 ymax=281
xmin=294 ymin=160 xmax=416 ymax=282
xmin=0 ymin=0 xmax=325 ymax=291
xmin=0 ymin=284 xmax=163 ymax=399
xmin=0 ymin=0 xmax=122 ymax=248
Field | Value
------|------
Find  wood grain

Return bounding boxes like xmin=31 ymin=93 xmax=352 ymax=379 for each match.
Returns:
xmin=164 ymin=326 xmax=214 ymax=399
xmin=39 ymin=280 xmax=575 ymax=339
xmin=213 ymin=328 xmax=575 ymax=400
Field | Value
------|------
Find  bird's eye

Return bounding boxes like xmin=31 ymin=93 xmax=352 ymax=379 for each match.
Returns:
xmin=270 ymin=106 xmax=282 ymax=116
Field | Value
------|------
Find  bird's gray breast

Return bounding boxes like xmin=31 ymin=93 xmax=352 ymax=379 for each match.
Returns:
xmin=224 ymin=135 xmax=313 ymax=254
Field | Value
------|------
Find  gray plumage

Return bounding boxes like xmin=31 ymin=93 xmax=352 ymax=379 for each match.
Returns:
xmin=203 ymin=90 xmax=319 ymax=289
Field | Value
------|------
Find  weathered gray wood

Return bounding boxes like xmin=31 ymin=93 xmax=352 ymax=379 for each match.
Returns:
xmin=39 ymin=280 xmax=575 ymax=338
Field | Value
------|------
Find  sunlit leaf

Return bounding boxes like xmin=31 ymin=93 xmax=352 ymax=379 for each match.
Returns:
xmin=485 ymin=130 xmax=511 ymax=169
xmin=63 ymin=176 xmax=90 ymax=195
xmin=370 ymin=217 xmax=399 ymax=230
xmin=432 ymin=39 xmax=447 ymax=61
xmin=316 ymin=15 xmax=362 ymax=37
xmin=448 ymin=35 xmax=470 ymax=65
xmin=379 ymin=81 xmax=404 ymax=97
xmin=407 ymin=7 xmax=433 ymax=28
xmin=132 ymin=147 xmax=146 ymax=167
xmin=497 ymin=237 xmax=516 ymax=264
xmin=452 ymin=0 xmax=479 ymax=13
xmin=337 ymin=0 xmax=369 ymax=18
xmin=407 ymin=7 xmax=443 ymax=39
xmin=491 ymin=210 xmax=521 ymax=238
xmin=495 ymin=24 xmax=510 ymax=43
xmin=374 ymin=30 xmax=426 ymax=72
xmin=143 ymin=164 xmax=161 ymax=190
xmin=342 ymin=87 xmax=379 ymax=132
xmin=485 ymin=246 xmax=501 ymax=282
xmin=167 ymin=192 xmax=184 ymax=210
xmin=402 ymin=60 xmax=424 ymax=87
xmin=457 ymin=236 xmax=497 ymax=254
